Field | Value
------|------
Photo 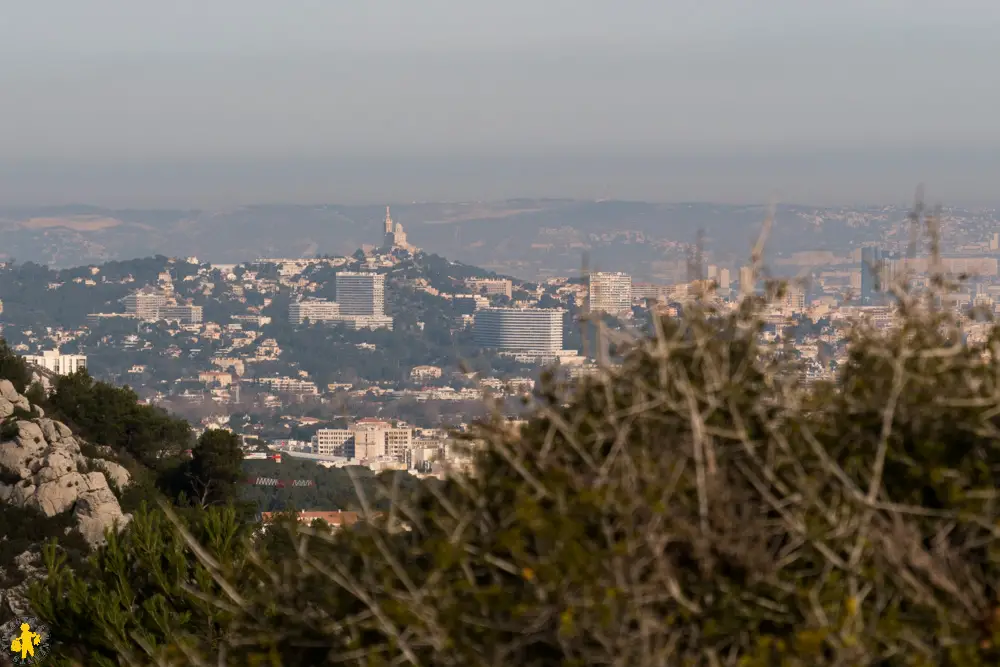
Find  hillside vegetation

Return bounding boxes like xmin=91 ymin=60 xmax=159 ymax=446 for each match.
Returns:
xmin=242 ymin=458 xmax=428 ymax=513
xmin=0 ymin=338 xmax=426 ymax=647
xmin=10 ymin=264 xmax=1000 ymax=665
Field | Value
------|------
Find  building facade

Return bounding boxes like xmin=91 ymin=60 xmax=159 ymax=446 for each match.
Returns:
xmin=158 ymin=305 xmax=203 ymax=324
xmin=782 ymin=284 xmax=807 ymax=312
xmin=466 ymin=278 xmax=513 ymax=298
xmin=739 ymin=266 xmax=755 ymax=297
xmin=124 ymin=288 xmax=201 ymax=323
xmin=124 ymin=289 xmax=167 ymax=319
xmin=313 ymin=420 xmax=414 ymax=461
xmin=587 ymin=272 xmax=632 ymax=316
xmin=24 ymin=350 xmax=87 ymax=375
xmin=335 ymin=272 xmax=386 ymax=317
xmin=474 ymin=307 xmax=565 ymax=352
xmin=289 ymin=298 xmax=341 ymax=325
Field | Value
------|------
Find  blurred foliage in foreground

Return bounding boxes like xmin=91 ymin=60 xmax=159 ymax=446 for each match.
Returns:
xmin=29 ymin=267 xmax=1000 ymax=665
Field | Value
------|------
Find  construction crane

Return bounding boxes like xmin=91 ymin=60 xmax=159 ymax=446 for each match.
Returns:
xmin=243 ymin=477 xmax=315 ymax=489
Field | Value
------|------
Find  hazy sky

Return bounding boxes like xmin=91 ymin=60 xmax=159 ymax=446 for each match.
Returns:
xmin=2 ymin=0 xmax=1000 ymax=207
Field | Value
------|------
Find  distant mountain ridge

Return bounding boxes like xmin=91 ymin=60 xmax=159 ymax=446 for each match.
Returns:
xmin=0 ymin=199 xmax=899 ymax=279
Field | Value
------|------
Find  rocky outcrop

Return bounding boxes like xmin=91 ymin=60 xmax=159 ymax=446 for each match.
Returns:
xmin=0 ymin=550 xmax=46 ymax=618
xmin=0 ymin=380 xmax=18 ymax=402
xmin=74 ymin=479 xmax=131 ymax=546
xmin=0 ymin=386 xmax=132 ymax=548
xmin=0 ymin=380 xmax=34 ymax=422
xmin=0 ymin=379 xmax=135 ymax=621
xmin=96 ymin=460 xmax=131 ymax=489
xmin=0 ymin=381 xmax=137 ymax=620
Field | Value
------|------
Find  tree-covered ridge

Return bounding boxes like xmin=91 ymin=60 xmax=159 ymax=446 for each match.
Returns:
xmin=241 ymin=458 xmax=429 ymax=513
xmin=21 ymin=284 xmax=1000 ymax=665
xmin=0 ymin=252 xmax=554 ymax=389
xmin=0 ymin=255 xmax=202 ymax=329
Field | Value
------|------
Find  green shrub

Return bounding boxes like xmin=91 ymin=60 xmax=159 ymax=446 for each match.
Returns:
xmin=0 ymin=338 xmax=31 ymax=393
xmin=28 ymin=252 xmax=1000 ymax=665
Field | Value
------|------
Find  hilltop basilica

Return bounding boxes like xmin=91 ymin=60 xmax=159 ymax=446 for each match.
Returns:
xmin=380 ymin=206 xmax=417 ymax=253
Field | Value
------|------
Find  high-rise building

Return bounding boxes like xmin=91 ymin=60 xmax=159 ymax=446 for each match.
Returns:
xmin=335 ymin=272 xmax=386 ymax=316
xmin=24 ymin=350 xmax=87 ymax=375
xmin=718 ymin=268 xmax=731 ymax=291
xmin=588 ymin=272 xmax=632 ymax=316
xmin=289 ymin=298 xmax=341 ymax=325
xmin=124 ymin=289 xmax=167 ymax=319
xmin=739 ymin=266 xmax=755 ymax=297
xmin=860 ymin=246 xmax=884 ymax=304
xmin=782 ymin=284 xmax=807 ymax=312
xmin=333 ymin=272 xmax=393 ymax=329
xmin=474 ymin=307 xmax=565 ymax=352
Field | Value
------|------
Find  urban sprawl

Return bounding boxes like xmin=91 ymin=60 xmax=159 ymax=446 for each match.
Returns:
xmin=2 ymin=209 xmax=997 ymax=486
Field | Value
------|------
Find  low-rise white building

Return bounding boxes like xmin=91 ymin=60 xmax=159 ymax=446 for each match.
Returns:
xmin=24 ymin=350 xmax=87 ymax=375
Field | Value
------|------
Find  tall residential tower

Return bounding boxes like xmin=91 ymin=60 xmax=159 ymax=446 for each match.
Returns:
xmin=587 ymin=272 xmax=632 ymax=317
xmin=334 ymin=271 xmax=394 ymax=329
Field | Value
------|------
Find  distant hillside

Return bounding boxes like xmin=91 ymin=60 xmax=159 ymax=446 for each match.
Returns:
xmin=0 ymin=200 xmax=899 ymax=280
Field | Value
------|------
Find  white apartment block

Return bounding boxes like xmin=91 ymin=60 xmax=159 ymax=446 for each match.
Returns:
xmin=289 ymin=298 xmax=341 ymax=325
xmin=335 ymin=272 xmax=386 ymax=316
xmin=256 ymin=377 xmax=318 ymax=395
xmin=124 ymin=290 xmax=167 ymax=319
xmin=588 ymin=272 xmax=632 ymax=316
xmin=631 ymin=283 xmax=673 ymax=301
xmin=338 ymin=315 xmax=394 ymax=331
xmin=466 ymin=278 xmax=513 ymax=298
xmin=474 ymin=307 xmax=565 ymax=352
xmin=314 ymin=429 xmax=354 ymax=456
xmin=739 ymin=266 xmax=755 ymax=296
xmin=24 ymin=350 xmax=87 ymax=375
xmin=313 ymin=420 xmax=413 ymax=461
xmin=717 ymin=268 xmax=731 ymax=290
xmin=124 ymin=288 xmax=201 ymax=323
xmin=158 ymin=305 xmax=203 ymax=324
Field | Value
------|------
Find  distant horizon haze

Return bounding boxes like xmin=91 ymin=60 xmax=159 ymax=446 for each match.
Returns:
xmin=3 ymin=1 xmax=999 ymax=209
xmin=1 ymin=148 xmax=998 ymax=210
